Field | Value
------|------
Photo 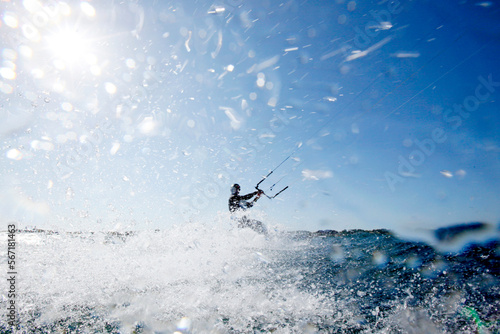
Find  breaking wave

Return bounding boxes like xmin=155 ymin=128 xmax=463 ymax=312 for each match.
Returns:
xmin=1 ymin=221 xmax=499 ymax=333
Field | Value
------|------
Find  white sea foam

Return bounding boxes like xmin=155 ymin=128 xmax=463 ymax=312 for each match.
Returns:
xmin=1 ymin=221 xmax=343 ymax=332
xmin=1 ymin=220 xmax=496 ymax=332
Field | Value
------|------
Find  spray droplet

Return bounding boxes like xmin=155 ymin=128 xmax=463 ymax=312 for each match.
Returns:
xmin=440 ymin=170 xmax=453 ymax=178
xmin=6 ymin=148 xmax=23 ymax=160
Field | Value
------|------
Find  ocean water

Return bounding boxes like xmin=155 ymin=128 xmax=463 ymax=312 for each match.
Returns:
xmin=1 ymin=221 xmax=498 ymax=333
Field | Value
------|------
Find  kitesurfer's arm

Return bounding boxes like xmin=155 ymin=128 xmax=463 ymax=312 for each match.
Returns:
xmin=240 ymin=192 xmax=258 ymax=200
xmin=251 ymin=190 xmax=264 ymax=203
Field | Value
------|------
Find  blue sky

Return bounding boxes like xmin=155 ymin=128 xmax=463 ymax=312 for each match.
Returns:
xmin=1 ymin=0 xmax=499 ymax=235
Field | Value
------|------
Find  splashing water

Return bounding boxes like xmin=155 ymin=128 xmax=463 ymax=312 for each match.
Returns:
xmin=1 ymin=222 xmax=498 ymax=333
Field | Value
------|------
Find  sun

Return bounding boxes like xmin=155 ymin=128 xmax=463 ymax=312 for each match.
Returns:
xmin=45 ymin=28 xmax=93 ymax=66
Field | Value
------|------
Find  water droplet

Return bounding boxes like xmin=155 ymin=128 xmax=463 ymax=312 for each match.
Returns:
xmin=372 ymin=251 xmax=388 ymax=267
xmin=80 ymin=2 xmax=96 ymax=17
xmin=6 ymin=148 xmax=23 ymax=160
xmin=177 ymin=317 xmax=192 ymax=331
xmin=329 ymin=245 xmax=345 ymax=263
xmin=66 ymin=187 xmax=74 ymax=200
xmin=0 ymin=67 xmax=16 ymax=80
xmin=440 ymin=170 xmax=453 ymax=178
xmin=61 ymin=102 xmax=73 ymax=112
xmin=347 ymin=1 xmax=356 ymax=11
xmin=105 ymin=82 xmax=117 ymax=94
xmin=125 ymin=58 xmax=136 ymax=69
xmin=455 ymin=169 xmax=466 ymax=179
xmin=110 ymin=142 xmax=120 ymax=155
xmin=3 ymin=12 xmax=19 ymax=28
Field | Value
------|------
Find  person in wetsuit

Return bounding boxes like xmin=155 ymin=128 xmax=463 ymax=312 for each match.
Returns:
xmin=228 ymin=184 xmax=266 ymax=233
xmin=228 ymin=184 xmax=263 ymax=212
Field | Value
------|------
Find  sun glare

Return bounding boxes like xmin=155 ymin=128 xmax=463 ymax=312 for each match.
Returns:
xmin=46 ymin=29 xmax=93 ymax=66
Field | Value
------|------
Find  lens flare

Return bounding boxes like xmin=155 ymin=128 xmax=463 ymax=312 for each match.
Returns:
xmin=45 ymin=29 xmax=92 ymax=65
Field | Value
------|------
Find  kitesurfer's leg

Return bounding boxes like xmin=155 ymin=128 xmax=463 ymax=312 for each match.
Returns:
xmin=251 ymin=219 xmax=267 ymax=234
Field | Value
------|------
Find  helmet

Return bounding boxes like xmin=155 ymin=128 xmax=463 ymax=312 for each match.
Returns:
xmin=231 ymin=183 xmax=240 ymax=195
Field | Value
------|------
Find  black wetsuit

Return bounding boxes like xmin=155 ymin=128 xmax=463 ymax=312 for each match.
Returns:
xmin=228 ymin=191 xmax=266 ymax=234
xmin=228 ymin=191 xmax=259 ymax=212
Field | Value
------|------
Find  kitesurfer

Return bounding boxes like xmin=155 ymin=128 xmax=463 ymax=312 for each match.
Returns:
xmin=228 ymin=184 xmax=266 ymax=234
xmin=228 ymin=184 xmax=263 ymax=212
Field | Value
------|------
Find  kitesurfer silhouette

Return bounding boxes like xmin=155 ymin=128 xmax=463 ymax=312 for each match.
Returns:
xmin=228 ymin=184 xmax=266 ymax=234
